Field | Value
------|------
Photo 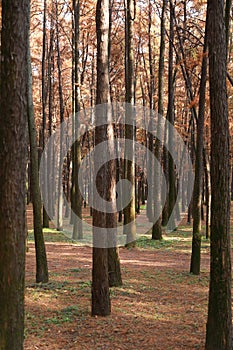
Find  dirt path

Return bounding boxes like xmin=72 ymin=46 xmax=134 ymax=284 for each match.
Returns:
xmin=24 ymin=236 xmax=211 ymax=350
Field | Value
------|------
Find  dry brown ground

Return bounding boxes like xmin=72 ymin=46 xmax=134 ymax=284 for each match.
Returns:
xmin=24 ymin=203 xmax=214 ymax=350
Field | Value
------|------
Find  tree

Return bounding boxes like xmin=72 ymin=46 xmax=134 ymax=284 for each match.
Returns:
xmin=0 ymin=0 xmax=29 ymax=348
xmin=190 ymin=14 xmax=208 ymax=275
xmin=92 ymin=0 xmax=114 ymax=316
xmin=152 ymin=0 xmax=167 ymax=240
xmin=56 ymin=0 xmax=65 ymax=231
xmin=72 ymin=0 xmax=83 ymax=240
xmin=124 ymin=0 xmax=136 ymax=247
xmin=108 ymin=0 xmax=122 ymax=288
xmin=27 ymin=10 xmax=49 ymax=283
xmin=167 ymin=0 xmax=176 ymax=232
xmin=205 ymin=0 xmax=232 ymax=348
xmin=41 ymin=0 xmax=50 ymax=228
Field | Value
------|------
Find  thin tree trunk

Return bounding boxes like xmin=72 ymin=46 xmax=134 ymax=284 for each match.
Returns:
xmin=152 ymin=0 xmax=167 ymax=240
xmin=47 ymin=3 xmax=55 ymax=218
xmin=27 ymin=18 xmax=49 ymax=283
xmin=167 ymin=0 xmax=176 ymax=232
xmin=41 ymin=0 xmax=50 ymax=228
xmin=56 ymin=0 xmax=65 ymax=231
xmin=124 ymin=0 xmax=136 ymax=247
xmin=72 ymin=0 xmax=83 ymax=240
xmin=190 ymin=16 xmax=208 ymax=275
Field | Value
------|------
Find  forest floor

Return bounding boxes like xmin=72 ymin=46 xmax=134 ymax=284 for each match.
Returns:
xmin=24 ymin=206 xmax=215 ymax=350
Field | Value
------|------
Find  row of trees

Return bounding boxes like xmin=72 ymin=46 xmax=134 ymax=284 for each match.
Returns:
xmin=0 ymin=0 xmax=233 ymax=349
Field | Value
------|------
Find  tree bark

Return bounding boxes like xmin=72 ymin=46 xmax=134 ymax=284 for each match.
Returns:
xmin=72 ymin=0 xmax=83 ymax=240
xmin=27 ymin=16 xmax=49 ymax=283
xmin=55 ymin=0 xmax=65 ymax=231
xmin=205 ymin=0 xmax=232 ymax=348
xmin=124 ymin=0 xmax=136 ymax=247
xmin=152 ymin=0 xmax=167 ymax=240
xmin=167 ymin=0 xmax=176 ymax=232
xmin=92 ymin=0 xmax=114 ymax=316
xmin=190 ymin=16 xmax=208 ymax=275
xmin=0 ymin=0 xmax=29 ymax=348
xmin=41 ymin=0 xmax=50 ymax=228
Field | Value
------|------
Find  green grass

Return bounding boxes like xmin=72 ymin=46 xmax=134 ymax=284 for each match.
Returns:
xmin=27 ymin=228 xmax=74 ymax=243
xmin=45 ymin=305 xmax=82 ymax=325
xmin=136 ymin=229 xmax=211 ymax=253
xmin=136 ymin=235 xmax=184 ymax=250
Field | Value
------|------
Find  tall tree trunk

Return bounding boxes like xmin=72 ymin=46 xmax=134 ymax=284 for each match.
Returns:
xmin=47 ymin=3 xmax=55 ymax=218
xmin=205 ymin=0 xmax=232 ymax=348
xmin=27 ymin=16 xmax=49 ymax=283
xmin=147 ymin=0 xmax=155 ymax=225
xmin=167 ymin=0 xmax=176 ymax=232
xmin=92 ymin=0 xmax=114 ymax=316
xmin=152 ymin=0 xmax=167 ymax=240
xmin=56 ymin=0 xmax=65 ymax=231
xmin=41 ymin=0 xmax=50 ymax=228
xmin=72 ymin=0 xmax=83 ymax=240
xmin=190 ymin=16 xmax=208 ymax=275
xmin=0 ymin=0 xmax=29 ymax=348
xmin=108 ymin=7 xmax=122 ymax=287
xmin=124 ymin=0 xmax=136 ymax=247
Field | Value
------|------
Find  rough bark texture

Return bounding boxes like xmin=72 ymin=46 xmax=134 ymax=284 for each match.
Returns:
xmin=27 ymin=23 xmax=49 ymax=283
xmin=92 ymin=0 xmax=112 ymax=316
xmin=108 ymin=247 xmax=122 ymax=287
xmin=0 ymin=1 xmax=29 ymax=348
xmin=190 ymin=18 xmax=208 ymax=275
xmin=205 ymin=0 xmax=232 ymax=348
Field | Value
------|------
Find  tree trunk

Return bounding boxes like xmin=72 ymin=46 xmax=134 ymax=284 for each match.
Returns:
xmin=92 ymin=0 xmax=114 ymax=316
xmin=72 ymin=0 xmax=83 ymax=240
xmin=124 ymin=0 xmax=136 ymax=247
xmin=55 ymin=0 xmax=65 ymax=231
xmin=152 ymin=0 xmax=167 ymax=240
xmin=190 ymin=17 xmax=208 ymax=275
xmin=167 ymin=0 xmax=176 ymax=232
xmin=205 ymin=0 xmax=232 ymax=348
xmin=0 ymin=0 xmax=29 ymax=348
xmin=27 ymin=18 xmax=49 ymax=283
xmin=41 ymin=0 xmax=50 ymax=228
xmin=108 ymin=246 xmax=122 ymax=287
xmin=47 ymin=3 xmax=55 ymax=218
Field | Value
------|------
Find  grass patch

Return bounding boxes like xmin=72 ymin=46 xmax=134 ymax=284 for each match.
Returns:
xmin=45 ymin=305 xmax=84 ymax=325
xmin=136 ymin=236 xmax=181 ymax=250
xmin=27 ymin=229 xmax=74 ymax=243
xmin=26 ymin=280 xmax=70 ymax=291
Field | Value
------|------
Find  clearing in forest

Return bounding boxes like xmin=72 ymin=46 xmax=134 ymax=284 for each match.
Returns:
xmin=24 ymin=214 xmax=214 ymax=350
